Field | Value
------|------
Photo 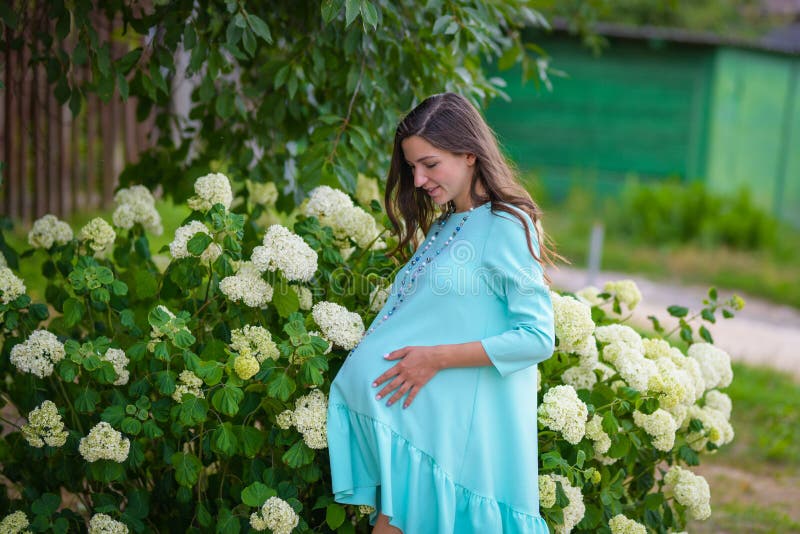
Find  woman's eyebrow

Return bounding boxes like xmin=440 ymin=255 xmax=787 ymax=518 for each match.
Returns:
xmin=406 ymin=155 xmax=438 ymax=164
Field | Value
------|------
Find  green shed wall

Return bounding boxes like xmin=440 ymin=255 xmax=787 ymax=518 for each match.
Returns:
xmin=484 ymin=36 xmax=715 ymax=201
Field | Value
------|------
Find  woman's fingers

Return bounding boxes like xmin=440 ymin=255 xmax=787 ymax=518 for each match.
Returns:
xmin=386 ymin=381 xmax=413 ymax=407
xmin=375 ymin=375 xmax=404 ymax=400
xmin=403 ymin=386 xmax=421 ymax=409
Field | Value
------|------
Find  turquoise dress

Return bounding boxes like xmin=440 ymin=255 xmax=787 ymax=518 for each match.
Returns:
xmin=326 ymin=201 xmax=555 ymax=533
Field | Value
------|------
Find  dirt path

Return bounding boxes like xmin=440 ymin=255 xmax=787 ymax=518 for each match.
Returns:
xmin=549 ymin=266 xmax=800 ymax=381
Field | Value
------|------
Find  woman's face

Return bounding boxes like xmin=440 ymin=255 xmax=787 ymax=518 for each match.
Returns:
xmin=401 ymin=135 xmax=476 ymax=211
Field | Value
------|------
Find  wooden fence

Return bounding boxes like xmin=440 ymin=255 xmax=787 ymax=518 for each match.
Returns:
xmin=1 ymin=13 xmax=156 ymax=224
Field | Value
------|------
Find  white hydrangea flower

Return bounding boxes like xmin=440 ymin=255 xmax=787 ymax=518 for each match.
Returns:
xmin=292 ymin=285 xmax=313 ymax=311
xmin=249 ymin=496 xmax=299 ymax=534
xmin=230 ymin=325 xmax=280 ymax=363
xmin=551 ymin=292 xmax=595 ymax=353
xmin=112 ymin=185 xmax=163 ymax=235
xmin=169 ymin=220 xmax=221 ymax=263
xmin=234 ymin=354 xmax=261 ymax=380
xmin=663 ymin=466 xmax=711 ymax=520
xmin=356 ymin=173 xmax=381 ymax=207
xmin=536 ymin=368 xmax=541 ymax=392
xmin=27 ymin=214 xmax=73 ymax=249
xmin=358 ymin=504 xmax=376 ymax=516
xmin=595 ymin=324 xmax=644 ymax=353
xmin=573 ymin=335 xmax=599 ymax=368
xmin=101 ymin=348 xmax=130 ymax=386
xmin=89 ymin=513 xmax=129 ymax=534
xmin=561 ymin=366 xmax=597 ymax=391
xmin=688 ymin=343 xmax=733 ymax=391
xmin=292 ymin=389 xmax=328 ymax=449
xmin=0 ymin=511 xmax=30 ymax=533
xmin=539 ymin=474 xmax=556 ymax=508
xmin=329 ymin=204 xmax=384 ymax=249
xmin=603 ymin=343 xmax=657 ymax=393
xmin=0 ymin=266 xmax=26 ymax=305
xmin=647 ymin=357 xmax=692 ymax=410
xmin=574 ymin=285 xmax=604 ymax=307
xmin=669 ymin=351 xmax=705 ymax=402
xmin=585 ymin=414 xmax=611 ymax=455
xmin=172 ymin=370 xmax=205 ymax=403
xmin=246 ymin=179 xmax=278 ymax=206
xmin=78 ymin=422 xmax=130 ymax=463
xmin=704 ymin=390 xmax=732 ymax=420
xmin=302 ymin=185 xmax=354 ymax=221
xmin=10 ymin=330 xmax=66 ymax=378
xmin=78 ymin=217 xmax=116 ymax=255
xmin=632 ymin=409 xmax=678 ymax=452
xmin=276 ymin=410 xmax=294 ymax=430
xmin=219 ymin=261 xmax=274 ymax=308
xmin=683 ymin=404 xmax=734 ymax=452
xmin=603 ymin=279 xmax=642 ymax=310
xmin=251 ymin=224 xmax=318 ymax=282
xmin=538 ymin=385 xmax=588 ymax=445
xmin=21 ymin=400 xmax=68 ymax=448
xmin=642 ymin=338 xmax=682 ymax=361
xmin=594 ymin=362 xmax=615 ymax=382
xmin=549 ymin=474 xmax=585 ymax=534
xmin=187 ymin=172 xmax=233 ymax=212
xmin=609 ymin=514 xmax=647 ymax=534
xmin=311 ymin=301 xmax=364 ymax=350
xmin=369 ymin=284 xmax=390 ymax=313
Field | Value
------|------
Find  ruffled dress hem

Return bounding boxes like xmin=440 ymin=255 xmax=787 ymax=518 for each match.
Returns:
xmin=328 ymin=403 xmax=549 ymax=534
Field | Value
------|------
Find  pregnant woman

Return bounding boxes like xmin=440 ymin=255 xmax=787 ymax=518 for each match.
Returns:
xmin=326 ymin=92 xmax=558 ymax=533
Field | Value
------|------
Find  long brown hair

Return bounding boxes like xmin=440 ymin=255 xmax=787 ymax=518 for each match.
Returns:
xmin=384 ymin=92 xmax=565 ymax=283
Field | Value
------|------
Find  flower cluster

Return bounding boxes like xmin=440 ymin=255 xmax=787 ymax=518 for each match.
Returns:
xmin=302 ymin=186 xmax=386 ymax=250
xmin=172 ymin=370 xmax=204 ymax=403
xmin=234 ymin=354 xmax=260 ymax=380
xmin=21 ymin=400 xmax=68 ymax=448
xmin=27 ymin=214 xmax=73 ymax=249
xmin=369 ymin=284 xmax=391 ymax=313
xmin=0 ymin=266 xmax=26 ymax=305
xmin=78 ymin=422 xmax=130 ymax=463
xmin=683 ymin=403 xmax=734 ymax=452
xmin=0 ymin=511 xmax=30 ymax=533
xmin=78 ymin=217 xmax=117 ymax=256
xmin=249 ymin=496 xmax=299 ymax=534
xmin=219 ymin=261 xmax=274 ymax=308
xmin=187 ymin=172 xmax=233 ymax=212
xmin=112 ymin=184 xmax=163 ymax=235
xmin=604 ymin=279 xmax=642 ymax=310
xmin=283 ymin=389 xmax=328 ymax=449
xmin=548 ymin=474 xmax=585 ymax=534
xmin=585 ymin=414 xmax=612 ymax=460
xmin=538 ymin=385 xmax=588 ymax=444
xmin=608 ymin=514 xmax=647 ymax=534
xmin=356 ymin=173 xmax=381 ymax=207
xmin=632 ymin=409 xmax=679 ymax=452
xmin=538 ymin=474 xmax=556 ymax=509
xmin=688 ymin=343 xmax=733 ymax=391
xmin=663 ymin=466 xmax=711 ymax=520
xmin=230 ymin=325 xmax=280 ymax=363
xmin=551 ymin=292 xmax=595 ymax=352
xmin=251 ymin=224 xmax=318 ymax=282
xmin=311 ymin=301 xmax=364 ymax=350
xmin=102 ymin=348 xmax=130 ymax=386
xmin=169 ymin=220 xmax=221 ymax=263
xmin=88 ymin=513 xmax=129 ymax=534
xmin=293 ymin=285 xmax=313 ymax=310
xmin=246 ymin=179 xmax=278 ymax=206
xmin=10 ymin=330 xmax=66 ymax=378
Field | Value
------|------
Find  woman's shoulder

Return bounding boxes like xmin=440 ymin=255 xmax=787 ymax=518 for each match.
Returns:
xmin=488 ymin=201 xmax=535 ymax=231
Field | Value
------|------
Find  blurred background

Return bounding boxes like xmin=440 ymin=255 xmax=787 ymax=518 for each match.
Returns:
xmin=2 ymin=1 xmax=799 ymax=532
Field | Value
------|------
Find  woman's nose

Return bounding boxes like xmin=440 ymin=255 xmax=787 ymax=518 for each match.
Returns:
xmin=413 ymin=169 xmax=427 ymax=188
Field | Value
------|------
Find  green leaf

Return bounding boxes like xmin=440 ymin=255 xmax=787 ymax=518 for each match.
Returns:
xmin=360 ymin=1 xmax=378 ymax=29
xmin=575 ymin=449 xmax=586 ymax=469
xmin=699 ymin=325 xmax=714 ymax=344
xmin=667 ymin=305 xmax=689 ymax=318
xmin=248 ymin=14 xmax=273 ymax=44
xmin=273 ymin=279 xmax=300 ymax=318
xmin=344 ymin=0 xmax=359 ymax=27
xmin=211 ymin=384 xmax=244 ymax=417
xmin=121 ymin=417 xmax=142 ymax=436
xmin=326 ymin=503 xmax=346 ymax=529
xmin=58 ymin=360 xmax=80 ymax=382
xmin=75 ymin=389 xmax=101 ymax=413
xmin=212 ymin=422 xmax=238 ymax=456
xmin=216 ymin=508 xmax=240 ymax=534
xmin=31 ymin=492 xmax=61 ymax=516
xmin=64 ymin=297 xmax=84 ymax=328
xmin=708 ymin=287 xmax=718 ymax=301
xmin=433 ymin=15 xmax=453 ymax=35
xmin=88 ymin=460 xmax=125 ymax=482
xmin=680 ymin=325 xmax=694 ymax=344
xmin=171 ymin=452 xmax=203 ymax=487
xmin=608 ymin=435 xmax=630 ymax=458
xmin=238 ymin=425 xmax=266 ymax=458
xmin=173 ymin=329 xmax=196 ymax=350
xmin=678 ymin=444 xmax=700 ymax=465
xmin=241 ymin=481 xmax=276 ymax=507
xmin=321 ymin=0 xmax=344 ymax=23
xmin=267 ymin=372 xmax=296 ymax=401
xmin=155 ymin=370 xmax=176 ymax=395
xmin=142 ymin=420 xmax=164 ymax=439
xmin=187 ymin=232 xmax=213 ymax=256
xmin=282 ymin=439 xmax=314 ymax=468
xmin=101 ymin=404 xmax=126 ymax=426
xmin=178 ymin=396 xmax=208 ymax=426
xmin=242 ymin=27 xmax=256 ymax=57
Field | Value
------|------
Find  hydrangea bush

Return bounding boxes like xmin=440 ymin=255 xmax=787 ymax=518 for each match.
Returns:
xmin=0 ymin=175 xmax=742 ymax=533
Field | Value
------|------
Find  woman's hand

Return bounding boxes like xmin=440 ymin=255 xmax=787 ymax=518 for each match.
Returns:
xmin=372 ymin=346 xmax=443 ymax=409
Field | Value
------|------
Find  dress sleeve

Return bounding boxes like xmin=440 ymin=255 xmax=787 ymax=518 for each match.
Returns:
xmin=478 ymin=209 xmax=555 ymax=377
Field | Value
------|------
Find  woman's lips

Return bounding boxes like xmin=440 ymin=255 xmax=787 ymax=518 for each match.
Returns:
xmin=426 ymin=186 xmax=440 ymax=196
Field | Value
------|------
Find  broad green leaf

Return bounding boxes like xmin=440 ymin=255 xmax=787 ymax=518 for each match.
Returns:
xmin=31 ymin=492 xmax=60 ymax=516
xmin=212 ymin=422 xmax=238 ymax=456
xmin=326 ymin=503 xmax=346 ymax=529
xmin=241 ymin=481 xmax=276 ymax=507
xmin=187 ymin=232 xmax=213 ymax=256
xmin=248 ymin=14 xmax=273 ymax=43
xmin=238 ymin=425 xmax=266 ymax=458
xmin=178 ymin=396 xmax=208 ymax=426
xmin=282 ymin=439 xmax=314 ymax=468
xmin=267 ymin=373 xmax=296 ymax=401
xmin=667 ymin=305 xmax=689 ymax=318
xmin=211 ymin=384 xmax=244 ymax=417
xmin=171 ymin=452 xmax=203 ymax=487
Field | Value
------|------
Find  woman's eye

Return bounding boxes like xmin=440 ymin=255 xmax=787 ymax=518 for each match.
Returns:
xmin=425 ymin=163 xmax=437 ymax=169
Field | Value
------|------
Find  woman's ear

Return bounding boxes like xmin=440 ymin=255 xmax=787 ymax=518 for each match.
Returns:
xmin=466 ymin=153 xmax=476 ymax=166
